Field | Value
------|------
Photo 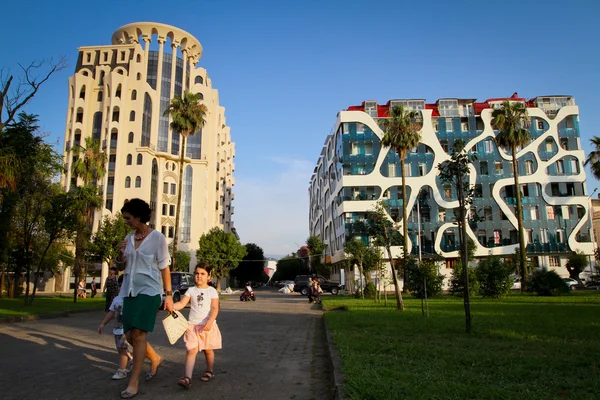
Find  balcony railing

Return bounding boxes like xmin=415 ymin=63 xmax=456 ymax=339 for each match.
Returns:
xmin=139 ymin=141 xmax=156 ymax=151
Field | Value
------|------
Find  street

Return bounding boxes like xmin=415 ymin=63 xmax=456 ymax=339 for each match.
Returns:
xmin=0 ymin=289 xmax=334 ymax=400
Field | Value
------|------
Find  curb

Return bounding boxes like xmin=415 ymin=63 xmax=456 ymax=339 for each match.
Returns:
xmin=0 ymin=307 xmax=103 ymax=325
xmin=322 ymin=314 xmax=348 ymax=400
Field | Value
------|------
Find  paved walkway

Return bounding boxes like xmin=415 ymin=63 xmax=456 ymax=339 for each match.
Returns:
xmin=0 ymin=288 xmax=333 ymax=400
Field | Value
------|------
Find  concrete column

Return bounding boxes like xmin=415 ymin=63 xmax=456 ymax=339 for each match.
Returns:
xmin=100 ymin=261 xmax=109 ymax=291
xmin=181 ymin=50 xmax=188 ymax=92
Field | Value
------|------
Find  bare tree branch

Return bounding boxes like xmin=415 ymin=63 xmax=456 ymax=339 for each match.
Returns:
xmin=0 ymin=56 xmax=68 ymax=130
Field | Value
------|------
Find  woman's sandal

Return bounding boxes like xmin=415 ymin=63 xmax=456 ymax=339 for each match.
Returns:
xmin=200 ymin=371 xmax=215 ymax=382
xmin=120 ymin=389 xmax=138 ymax=399
xmin=177 ymin=376 xmax=192 ymax=389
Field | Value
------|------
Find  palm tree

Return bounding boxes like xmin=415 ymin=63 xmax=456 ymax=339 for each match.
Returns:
xmin=164 ymin=92 xmax=207 ymax=270
xmin=70 ymin=136 xmax=107 ymax=301
xmin=379 ymin=105 xmax=422 ymax=291
xmin=492 ymin=100 xmax=531 ymax=290
xmin=584 ymin=136 xmax=600 ymax=179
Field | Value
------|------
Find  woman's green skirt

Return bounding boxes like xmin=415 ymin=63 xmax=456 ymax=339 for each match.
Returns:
xmin=123 ymin=294 xmax=161 ymax=333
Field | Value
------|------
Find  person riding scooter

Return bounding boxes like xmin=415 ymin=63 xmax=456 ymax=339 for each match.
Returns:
xmin=240 ymin=283 xmax=256 ymax=301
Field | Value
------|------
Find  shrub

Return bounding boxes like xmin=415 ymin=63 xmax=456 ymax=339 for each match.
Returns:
xmin=529 ymin=268 xmax=570 ymax=296
xmin=475 ymin=256 xmax=513 ymax=298
xmin=449 ymin=260 xmax=479 ymax=297
xmin=363 ymin=282 xmax=376 ymax=298
xmin=406 ymin=259 xmax=444 ymax=299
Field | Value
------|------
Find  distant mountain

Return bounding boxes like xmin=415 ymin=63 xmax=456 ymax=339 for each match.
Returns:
xmin=264 ymin=254 xmax=284 ymax=261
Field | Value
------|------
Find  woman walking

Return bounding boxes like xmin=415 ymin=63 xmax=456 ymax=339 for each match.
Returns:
xmin=116 ymin=198 xmax=173 ymax=399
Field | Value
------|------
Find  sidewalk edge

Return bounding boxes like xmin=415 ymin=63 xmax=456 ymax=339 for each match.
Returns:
xmin=323 ymin=315 xmax=349 ymax=400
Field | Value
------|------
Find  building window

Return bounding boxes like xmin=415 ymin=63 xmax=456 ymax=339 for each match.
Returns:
xmin=162 ymin=203 xmax=168 ymax=215
xmin=480 ymin=161 xmax=488 ymax=175
xmin=115 ymin=85 xmax=121 ymax=98
xmin=419 ymin=163 xmax=426 ymax=176
xmin=440 ymin=140 xmax=448 ymax=152
xmin=403 ymin=163 xmax=411 ymax=177
xmin=169 ymin=204 xmax=175 ymax=216
xmin=444 ymin=185 xmax=452 ymax=199
xmin=438 ymin=208 xmax=446 ymax=222
xmin=79 ymin=86 xmax=86 ymax=99
xmin=130 ymin=111 xmax=135 ymax=121
xmin=97 ymin=91 xmax=103 ymax=102
xmin=126 ymin=154 xmax=132 ymax=165
xmin=128 ymin=132 xmax=134 ymax=143
xmin=495 ymin=162 xmax=503 ymax=175
xmin=161 ymin=226 xmax=167 ymax=235
xmin=351 ymin=142 xmax=358 ymax=155
xmin=556 ymin=160 xmax=564 ymax=174
xmin=170 ymin=183 xmax=176 ymax=195
xmin=131 ymin=90 xmax=137 ymax=101
xmin=195 ymin=76 xmax=204 ymax=85
xmin=484 ymin=139 xmax=493 ymax=154
xmin=365 ymin=142 xmax=373 ymax=155
xmin=112 ymin=108 xmax=119 ymax=122
xmin=560 ymin=138 xmax=568 ymax=150
xmin=446 ymin=118 xmax=453 ymax=132
xmin=163 ymin=182 xmax=169 ymax=193
xmin=168 ymin=226 xmax=174 ymax=238
xmin=531 ymin=206 xmax=538 ymax=220
xmin=135 ymin=176 xmax=141 ymax=188
xmin=76 ymin=108 xmax=84 ymax=123
xmin=525 ymin=160 xmax=534 ymax=175
xmin=388 ymin=163 xmax=397 ymax=177
xmin=137 ymin=154 xmax=143 ymax=165
xmin=356 ymin=123 xmax=364 ymax=134
xmin=125 ymin=177 xmax=131 ymax=188
xmin=537 ymin=120 xmax=544 ymax=130
xmin=484 ymin=207 xmax=492 ymax=221
xmin=545 ymin=139 xmax=554 ymax=152
xmin=106 ymin=199 xmax=113 ymax=211
xmin=549 ymin=256 xmax=560 ymax=268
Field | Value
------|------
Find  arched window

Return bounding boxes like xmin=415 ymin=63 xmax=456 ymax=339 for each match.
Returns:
xmin=97 ymin=91 xmax=103 ymax=102
xmin=79 ymin=85 xmax=86 ymax=99
xmin=137 ymin=73 xmax=142 ymax=81
xmin=128 ymin=132 xmax=134 ymax=143
xmin=126 ymin=154 xmax=132 ymax=165
xmin=131 ymin=90 xmax=137 ymax=100
xmin=99 ymin=71 xmax=105 ymax=86
xmin=112 ymin=106 xmax=120 ymax=122
xmin=135 ymin=176 xmax=141 ymax=188
xmin=115 ymin=84 xmax=122 ymax=98
xmin=130 ymin=111 xmax=135 ymax=121
xmin=137 ymin=154 xmax=143 ymax=165
xmin=195 ymin=76 xmax=203 ymax=85
xmin=136 ymin=54 xmax=141 ymax=63
xmin=125 ymin=177 xmax=131 ymax=188
xmin=198 ymin=93 xmax=204 ymax=100
xmin=76 ymin=107 xmax=84 ymax=123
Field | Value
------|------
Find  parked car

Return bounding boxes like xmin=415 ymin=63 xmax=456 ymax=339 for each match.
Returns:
xmin=293 ymin=275 xmax=342 ymax=296
xmin=160 ymin=272 xmax=194 ymax=308
xmin=562 ymin=278 xmax=580 ymax=290
xmin=511 ymin=277 xmax=522 ymax=290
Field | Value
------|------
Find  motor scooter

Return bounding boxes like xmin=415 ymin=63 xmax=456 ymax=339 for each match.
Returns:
xmin=240 ymin=290 xmax=256 ymax=301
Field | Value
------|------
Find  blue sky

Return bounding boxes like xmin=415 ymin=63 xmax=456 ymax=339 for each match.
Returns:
xmin=2 ymin=0 xmax=599 ymax=257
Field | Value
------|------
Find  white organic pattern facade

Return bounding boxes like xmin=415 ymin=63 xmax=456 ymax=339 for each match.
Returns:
xmin=309 ymin=95 xmax=593 ymax=276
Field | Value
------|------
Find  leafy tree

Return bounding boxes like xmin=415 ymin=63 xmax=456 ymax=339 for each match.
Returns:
xmin=475 ymin=256 xmax=513 ymax=298
xmin=306 ymin=235 xmax=327 ymax=273
xmin=584 ymin=136 xmax=600 ymax=179
xmin=164 ymin=92 xmax=207 ymax=270
xmin=363 ymin=201 xmax=405 ymax=310
xmin=174 ymin=251 xmax=191 ymax=272
xmin=379 ymin=105 xmax=422 ymax=289
xmin=363 ymin=245 xmax=382 ymax=285
xmin=272 ymin=255 xmax=307 ymax=282
xmin=529 ymin=268 xmax=569 ymax=296
xmin=70 ymin=136 xmax=106 ymax=302
xmin=231 ymin=243 xmax=266 ymax=285
xmin=196 ymin=227 xmax=246 ymax=291
xmin=492 ymin=101 xmax=531 ymax=290
xmin=438 ymin=140 xmax=477 ymax=333
xmin=344 ymin=238 xmax=367 ymax=299
xmin=90 ymin=214 xmax=131 ymax=272
xmin=406 ymin=258 xmax=444 ymax=299
xmin=565 ymin=251 xmax=588 ymax=286
xmin=449 ymin=238 xmax=479 ymax=297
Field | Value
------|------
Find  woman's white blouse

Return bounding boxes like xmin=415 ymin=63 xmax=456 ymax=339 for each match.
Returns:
xmin=119 ymin=230 xmax=170 ymax=297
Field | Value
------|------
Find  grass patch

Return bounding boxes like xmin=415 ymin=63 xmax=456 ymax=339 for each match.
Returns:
xmin=0 ymin=296 xmax=105 ymax=319
xmin=323 ymin=292 xmax=600 ymax=400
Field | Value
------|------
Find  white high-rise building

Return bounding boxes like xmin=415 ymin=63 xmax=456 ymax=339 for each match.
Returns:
xmin=61 ymin=22 xmax=236 ymax=273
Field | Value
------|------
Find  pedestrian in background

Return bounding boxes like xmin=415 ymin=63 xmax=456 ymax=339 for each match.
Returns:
xmin=91 ymin=277 xmax=98 ymax=298
xmin=104 ymin=266 xmax=120 ymax=312
xmin=98 ymin=294 xmax=133 ymax=380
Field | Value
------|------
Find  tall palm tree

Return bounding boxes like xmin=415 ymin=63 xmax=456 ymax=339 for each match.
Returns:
xmin=70 ymin=136 xmax=107 ymax=301
xmin=584 ymin=136 xmax=600 ymax=179
xmin=380 ymin=105 xmax=421 ymax=291
xmin=164 ymin=92 xmax=207 ymax=270
xmin=492 ymin=100 xmax=531 ymax=290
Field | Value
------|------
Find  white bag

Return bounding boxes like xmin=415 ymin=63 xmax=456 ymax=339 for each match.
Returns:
xmin=162 ymin=311 xmax=189 ymax=345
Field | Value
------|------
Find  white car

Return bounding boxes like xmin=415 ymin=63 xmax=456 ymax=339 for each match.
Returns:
xmin=511 ymin=277 xmax=521 ymax=290
xmin=562 ymin=278 xmax=579 ymax=290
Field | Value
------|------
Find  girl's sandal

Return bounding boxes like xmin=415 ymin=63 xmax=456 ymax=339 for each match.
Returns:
xmin=178 ymin=376 xmax=192 ymax=389
xmin=200 ymin=371 xmax=215 ymax=382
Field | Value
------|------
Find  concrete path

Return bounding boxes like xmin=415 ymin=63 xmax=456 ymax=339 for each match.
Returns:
xmin=0 ymin=288 xmax=334 ymax=400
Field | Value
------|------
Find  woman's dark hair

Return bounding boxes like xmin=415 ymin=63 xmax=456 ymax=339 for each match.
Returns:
xmin=109 ymin=266 xmax=118 ymax=273
xmin=121 ymin=198 xmax=151 ymax=223
xmin=195 ymin=262 xmax=213 ymax=276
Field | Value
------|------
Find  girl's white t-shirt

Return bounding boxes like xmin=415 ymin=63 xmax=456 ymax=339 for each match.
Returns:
xmin=184 ymin=286 xmax=219 ymax=325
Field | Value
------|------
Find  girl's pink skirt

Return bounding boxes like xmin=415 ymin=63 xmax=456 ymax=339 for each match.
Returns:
xmin=183 ymin=322 xmax=222 ymax=351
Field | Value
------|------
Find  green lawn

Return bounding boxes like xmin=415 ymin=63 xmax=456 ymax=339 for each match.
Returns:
xmin=0 ymin=296 xmax=105 ymax=319
xmin=323 ymin=292 xmax=600 ymax=400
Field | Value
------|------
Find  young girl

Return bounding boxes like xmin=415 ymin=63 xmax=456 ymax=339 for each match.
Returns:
xmin=172 ymin=263 xmax=222 ymax=389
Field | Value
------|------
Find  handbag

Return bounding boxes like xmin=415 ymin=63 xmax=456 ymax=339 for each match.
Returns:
xmin=162 ymin=311 xmax=189 ymax=345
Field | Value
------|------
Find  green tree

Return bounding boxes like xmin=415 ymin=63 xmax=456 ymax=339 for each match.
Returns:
xmin=379 ymin=105 xmax=422 ymax=290
xmin=196 ymin=227 xmax=246 ymax=292
xmin=90 ymin=213 xmax=131 ymax=272
xmin=475 ymin=256 xmax=513 ymax=298
xmin=449 ymin=238 xmax=479 ymax=297
xmin=406 ymin=259 xmax=444 ymax=299
xmin=363 ymin=201 xmax=405 ymax=310
xmin=492 ymin=101 xmax=531 ymax=290
xmin=363 ymin=245 xmax=382 ymax=285
xmin=70 ymin=136 xmax=106 ymax=302
xmin=272 ymin=255 xmax=308 ymax=282
xmin=174 ymin=251 xmax=191 ymax=272
xmin=306 ymin=235 xmax=327 ymax=273
xmin=584 ymin=136 xmax=600 ymax=179
xmin=164 ymin=92 xmax=207 ymax=270
xmin=344 ymin=238 xmax=367 ymax=299
xmin=565 ymin=251 xmax=589 ymax=286
xmin=231 ymin=243 xmax=266 ymax=286
xmin=438 ymin=140 xmax=477 ymax=333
